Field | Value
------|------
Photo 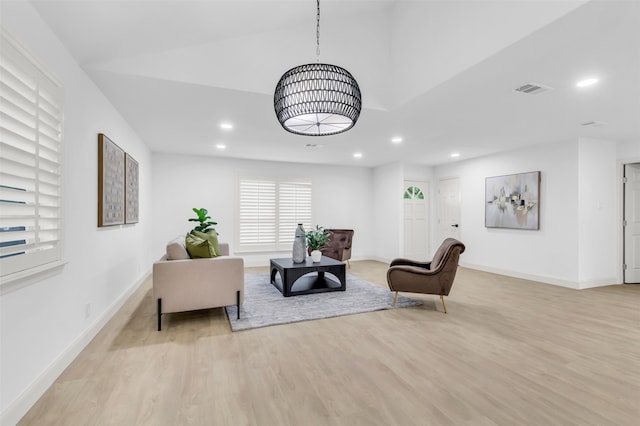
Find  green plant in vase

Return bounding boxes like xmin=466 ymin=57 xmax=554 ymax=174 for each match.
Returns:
xmin=306 ymin=225 xmax=331 ymax=262
xmin=185 ymin=207 xmax=220 ymax=258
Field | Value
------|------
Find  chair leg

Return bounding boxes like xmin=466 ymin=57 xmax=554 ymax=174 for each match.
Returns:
xmin=157 ymin=298 xmax=162 ymax=331
xmin=236 ymin=290 xmax=241 ymax=320
xmin=440 ymin=295 xmax=447 ymax=314
xmin=346 ymin=259 xmax=351 ymax=268
xmin=392 ymin=291 xmax=399 ymax=307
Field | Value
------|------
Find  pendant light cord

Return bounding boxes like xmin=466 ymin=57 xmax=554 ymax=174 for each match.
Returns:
xmin=316 ymin=0 xmax=321 ymax=60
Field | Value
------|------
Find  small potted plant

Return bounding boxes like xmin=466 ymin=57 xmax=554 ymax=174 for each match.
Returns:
xmin=306 ymin=225 xmax=331 ymax=262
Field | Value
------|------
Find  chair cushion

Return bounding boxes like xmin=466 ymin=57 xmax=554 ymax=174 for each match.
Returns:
xmin=166 ymin=237 xmax=190 ymax=260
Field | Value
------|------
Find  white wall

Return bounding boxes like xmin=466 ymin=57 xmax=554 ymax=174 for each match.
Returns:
xmin=577 ymin=139 xmax=618 ymax=286
xmin=403 ymin=164 xmax=434 ymax=182
xmin=151 ymin=153 xmax=374 ymax=266
xmin=0 ymin=2 xmax=153 ymax=424
xmin=435 ymin=141 xmax=583 ymax=286
xmin=372 ymin=163 xmax=404 ymax=261
xmin=616 ymin=140 xmax=640 ymax=160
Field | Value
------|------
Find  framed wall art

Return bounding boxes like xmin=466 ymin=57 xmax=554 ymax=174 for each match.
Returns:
xmin=485 ymin=171 xmax=540 ymax=230
xmin=98 ymin=134 xmax=125 ymax=227
xmin=125 ymin=153 xmax=139 ymax=224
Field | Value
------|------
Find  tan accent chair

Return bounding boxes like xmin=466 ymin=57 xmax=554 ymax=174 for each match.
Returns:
xmin=153 ymin=236 xmax=244 ymax=330
xmin=387 ymin=238 xmax=465 ymax=313
xmin=318 ymin=229 xmax=354 ymax=267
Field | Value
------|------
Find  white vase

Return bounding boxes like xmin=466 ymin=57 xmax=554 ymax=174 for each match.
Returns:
xmin=311 ymin=250 xmax=322 ymax=262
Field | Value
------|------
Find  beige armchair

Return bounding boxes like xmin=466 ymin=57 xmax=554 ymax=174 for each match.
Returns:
xmin=387 ymin=238 xmax=465 ymax=313
xmin=153 ymin=236 xmax=244 ymax=330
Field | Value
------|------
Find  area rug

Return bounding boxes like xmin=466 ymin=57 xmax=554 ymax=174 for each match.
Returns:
xmin=225 ymin=272 xmax=422 ymax=331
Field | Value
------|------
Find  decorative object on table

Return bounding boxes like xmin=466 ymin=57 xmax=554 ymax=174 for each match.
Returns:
xmin=124 ymin=153 xmax=139 ymax=224
xmin=387 ymin=238 xmax=466 ymax=314
xmin=225 ymin=272 xmax=421 ymax=332
xmin=306 ymin=225 xmax=331 ymax=262
xmin=273 ymin=0 xmax=361 ymax=136
xmin=292 ymin=223 xmax=306 ymax=263
xmin=185 ymin=208 xmax=220 ymax=258
xmin=485 ymin=171 xmax=540 ymax=230
xmin=98 ymin=133 xmax=125 ymax=227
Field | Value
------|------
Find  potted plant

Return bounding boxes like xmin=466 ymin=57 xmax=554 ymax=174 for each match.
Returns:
xmin=306 ymin=225 xmax=331 ymax=262
xmin=188 ymin=207 xmax=218 ymax=233
xmin=185 ymin=208 xmax=220 ymax=258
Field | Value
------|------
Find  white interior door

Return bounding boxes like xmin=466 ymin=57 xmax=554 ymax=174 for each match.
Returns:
xmin=624 ymin=163 xmax=640 ymax=283
xmin=403 ymin=181 xmax=429 ymax=260
xmin=437 ymin=178 xmax=461 ymax=243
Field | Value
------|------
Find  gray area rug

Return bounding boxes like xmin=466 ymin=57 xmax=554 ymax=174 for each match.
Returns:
xmin=225 ymin=272 xmax=422 ymax=331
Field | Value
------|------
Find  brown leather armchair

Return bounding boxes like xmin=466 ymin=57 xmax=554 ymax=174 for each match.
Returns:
xmin=311 ymin=229 xmax=354 ymax=267
xmin=387 ymin=238 xmax=465 ymax=313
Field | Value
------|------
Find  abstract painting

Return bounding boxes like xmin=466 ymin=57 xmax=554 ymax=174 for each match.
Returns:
xmin=125 ymin=153 xmax=139 ymax=224
xmin=98 ymin=134 xmax=125 ymax=226
xmin=485 ymin=171 xmax=540 ymax=230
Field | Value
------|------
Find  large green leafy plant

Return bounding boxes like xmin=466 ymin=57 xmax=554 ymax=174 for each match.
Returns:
xmin=189 ymin=207 xmax=218 ymax=233
xmin=306 ymin=225 xmax=331 ymax=250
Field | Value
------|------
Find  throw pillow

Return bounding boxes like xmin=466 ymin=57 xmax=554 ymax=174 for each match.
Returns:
xmin=166 ymin=237 xmax=190 ymax=260
xmin=185 ymin=232 xmax=214 ymax=258
xmin=185 ymin=230 xmax=221 ymax=258
xmin=193 ymin=230 xmax=221 ymax=257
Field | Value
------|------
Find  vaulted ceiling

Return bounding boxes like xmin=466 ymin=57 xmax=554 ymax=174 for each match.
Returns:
xmin=28 ymin=0 xmax=640 ymax=166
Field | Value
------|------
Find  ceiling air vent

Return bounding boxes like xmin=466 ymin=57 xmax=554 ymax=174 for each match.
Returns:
xmin=581 ymin=121 xmax=607 ymax=127
xmin=514 ymin=82 xmax=554 ymax=95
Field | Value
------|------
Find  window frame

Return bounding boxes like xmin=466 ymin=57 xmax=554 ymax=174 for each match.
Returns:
xmin=1 ymin=29 xmax=65 ymax=285
xmin=236 ymin=177 xmax=313 ymax=253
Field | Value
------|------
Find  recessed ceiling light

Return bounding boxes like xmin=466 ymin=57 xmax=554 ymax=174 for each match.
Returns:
xmin=215 ymin=144 xmax=227 ymax=150
xmin=353 ymin=152 xmax=363 ymax=159
xmin=220 ymin=122 xmax=233 ymax=130
xmin=576 ymin=77 xmax=598 ymax=88
xmin=451 ymin=153 xmax=460 ymax=158
xmin=391 ymin=137 xmax=403 ymax=144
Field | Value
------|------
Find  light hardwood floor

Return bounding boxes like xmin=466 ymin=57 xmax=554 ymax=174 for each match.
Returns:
xmin=18 ymin=261 xmax=640 ymax=425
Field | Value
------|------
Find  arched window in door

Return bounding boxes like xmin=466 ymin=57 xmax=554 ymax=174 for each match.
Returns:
xmin=403 ymin=186 xmax=424 ymax=199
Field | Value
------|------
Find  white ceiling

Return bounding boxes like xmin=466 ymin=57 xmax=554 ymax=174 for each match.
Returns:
xmin=28 ymin=0 xmax=640 ymax=167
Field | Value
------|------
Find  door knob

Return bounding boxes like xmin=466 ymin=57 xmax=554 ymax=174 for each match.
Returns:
xmin=451 ymin=224 xmax=459 ymax=227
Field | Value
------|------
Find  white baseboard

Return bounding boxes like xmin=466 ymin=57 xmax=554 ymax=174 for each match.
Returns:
xmin=576 ymin=277 xmax=620 ymax=289
xmin=367 ymin=256 xmax=393 ymax=265
xmin=0 ymin=270 xmax=151 ymax=426
xmin=461 ymin=262 xmax=619 ymax=289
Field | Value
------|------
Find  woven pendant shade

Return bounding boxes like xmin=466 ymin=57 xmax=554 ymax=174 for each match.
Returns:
xmin=274 ymin=63 xmax=362 ymax=136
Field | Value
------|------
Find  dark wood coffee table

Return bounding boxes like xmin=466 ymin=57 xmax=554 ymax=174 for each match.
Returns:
xmin=270 ymin=256 xmax=346 ymax=297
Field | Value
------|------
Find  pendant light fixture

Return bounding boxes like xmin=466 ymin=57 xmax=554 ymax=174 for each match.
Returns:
xmin=274 ymin=0 xmax=362 ymax=136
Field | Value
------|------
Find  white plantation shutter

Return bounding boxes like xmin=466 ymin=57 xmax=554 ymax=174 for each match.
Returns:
xmin=238 ymin=178 xmax=312 ymax=252
xmin=0 ymin=31 xmax=63 ymax=282
xmin=278 ymin=181 xmax=312 ymax=249
xmin=238 ymin=179 xmax=276 ymax=251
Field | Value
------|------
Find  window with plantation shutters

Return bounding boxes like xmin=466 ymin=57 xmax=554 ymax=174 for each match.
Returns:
xmin=278 ymin=181 xmax=312 ymax=247
xmin=0 ymin=31 xmax=64 ymax=283
xmin=238 ymin=178 xmax=312 ymax=252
